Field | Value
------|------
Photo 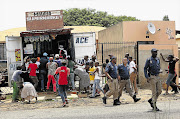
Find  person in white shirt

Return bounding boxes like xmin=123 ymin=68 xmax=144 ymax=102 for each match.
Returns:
xmin=129 ymin=57 xmax=138 ymax=95
xmin=90 ymin=61 xmax=104 ymax=98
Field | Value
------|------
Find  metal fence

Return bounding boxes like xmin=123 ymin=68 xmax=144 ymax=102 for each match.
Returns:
xmin=96 ymin=41 xmax=136 ymax=65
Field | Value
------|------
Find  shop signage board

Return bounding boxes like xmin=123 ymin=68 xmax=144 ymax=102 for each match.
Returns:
xmin=26 ymin=10 xmax=63 ymax=30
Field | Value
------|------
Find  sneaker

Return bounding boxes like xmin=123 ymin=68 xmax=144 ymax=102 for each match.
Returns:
xmin=134 ymin=98 xmax=141 ymax=102
xmin=102 ymin=97 xmax=107 ymax=104
xmin=89 ymin=96 xmax=95 ymax=98
xmin=62 ymin=102 xmax=66 ymax=107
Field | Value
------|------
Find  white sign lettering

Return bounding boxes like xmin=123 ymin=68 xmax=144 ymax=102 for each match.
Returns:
xmin=26 ymin=10 xmax=62 ymax=21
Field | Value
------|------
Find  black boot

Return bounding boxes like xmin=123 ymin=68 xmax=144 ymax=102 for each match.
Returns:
xmin=133 ymin=95 xmax=141 ymax=102
xmin=148 ymin=98 xmax=154 ymax=108
xmin=113 ymin=99 xmax=121 ymax=106
xmin=102 ymin=97 xmax=107 ymax=104
xmin=153 ymin=102 xmax=160 ymax=111
xmin=117 ymin=96 xmax=121 ymax=104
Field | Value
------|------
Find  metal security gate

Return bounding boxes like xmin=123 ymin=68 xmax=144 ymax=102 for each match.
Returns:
xmin=0 ymin=43 xmax=7 ymax=72
xmin=96 ymin=42 xmax=136 ymax=65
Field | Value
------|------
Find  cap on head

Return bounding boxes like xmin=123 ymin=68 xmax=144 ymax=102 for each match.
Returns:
xmin=49 ymin=57 xmax=53 ymax=61
xmin=111 ymin=56 xmax=117 ymax=60
xmin=43 ymin=52 xmax=48 ymax=57
xmin=55 ymin=54 xmax=59 ymax=58
xmin=151 ymin=48 xmax=158 ymax=52
xmin=168 ymin=55 xmax=174 ymax=59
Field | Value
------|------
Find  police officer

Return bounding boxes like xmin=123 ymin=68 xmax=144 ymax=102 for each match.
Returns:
xmin=117 ymin=57 xmax=141 ymax=103
xmin=102 ymin=56 xmax=120 ymax=105
xmin=144 ymin=48 xmax=162 ymax=111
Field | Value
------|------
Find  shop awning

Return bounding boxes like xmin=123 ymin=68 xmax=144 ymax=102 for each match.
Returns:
xmin=20 ymin=28 xmax=73 ymax=37
xmin=20 ymin=28 xmax=73 ymax=43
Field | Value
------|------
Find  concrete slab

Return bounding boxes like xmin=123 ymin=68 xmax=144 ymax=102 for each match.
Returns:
xmin=31 ymin=96 xmax=45 ymax=101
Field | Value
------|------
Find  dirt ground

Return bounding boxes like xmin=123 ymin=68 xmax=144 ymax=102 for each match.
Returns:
xmin=0 ymin=89 xmax=180 ymax=111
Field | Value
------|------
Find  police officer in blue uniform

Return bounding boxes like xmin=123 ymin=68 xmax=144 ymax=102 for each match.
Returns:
xmin=144 ymin=48 xmax=162 ymax=111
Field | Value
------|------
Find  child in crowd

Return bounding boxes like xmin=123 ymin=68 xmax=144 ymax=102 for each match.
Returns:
xmin=90 ymin=61 xmax=104 ymax=98
xmin=88 ymin=61 xmax=95 ymax=90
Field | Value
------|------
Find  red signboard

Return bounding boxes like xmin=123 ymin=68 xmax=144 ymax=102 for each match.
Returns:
xmin=26 ymin=10 xmax=63 ymax=31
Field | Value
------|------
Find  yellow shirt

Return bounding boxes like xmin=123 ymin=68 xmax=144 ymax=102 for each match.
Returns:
xmin=89 ymin=66 xmax=95 ymax=81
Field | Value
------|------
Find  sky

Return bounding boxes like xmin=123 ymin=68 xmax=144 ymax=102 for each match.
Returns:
xmin=1 ymin=0 xmax=180 ymax=31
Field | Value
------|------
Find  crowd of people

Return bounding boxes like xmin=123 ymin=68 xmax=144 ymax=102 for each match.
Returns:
xmin=10 ymin=48 xmax=180 ymax=110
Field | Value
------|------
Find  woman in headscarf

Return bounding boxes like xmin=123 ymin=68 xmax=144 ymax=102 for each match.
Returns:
xmin=21 ymin=82 xmax=38 ymax=103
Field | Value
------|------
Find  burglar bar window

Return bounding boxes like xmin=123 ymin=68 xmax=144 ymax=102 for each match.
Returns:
xmin=0 ymin=43 xmax=7 ymax=60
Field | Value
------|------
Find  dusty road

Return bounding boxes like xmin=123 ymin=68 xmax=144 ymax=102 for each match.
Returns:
xmin=1 ymin=99 xmax=180 ymax=119
xmin=1 ymin=89 xmax=180 ymax=119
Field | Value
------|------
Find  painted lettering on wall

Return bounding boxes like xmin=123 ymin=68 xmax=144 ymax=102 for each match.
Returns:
xmin=9 ymin=63 xmax=21 ymax=71
xmin=76 ymin=37 xmax=89 ymax=43
xmin=166 ymin=28 xmax=174 ymax=40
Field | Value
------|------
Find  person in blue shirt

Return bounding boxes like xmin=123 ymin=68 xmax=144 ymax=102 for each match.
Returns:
xmin=117 ymin=58 xmax=141 ymax=104
xmin=144 ymin=48 xmax=162 ymax=111
xmin=102 ymin=56 xmax=120 ymax=106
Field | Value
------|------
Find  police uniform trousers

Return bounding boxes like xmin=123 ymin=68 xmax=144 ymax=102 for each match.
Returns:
xmin=118 ymin=79 xmax=134 ymax=98
xmin=105 ymin=79 xmax=118 ymax=100
xmin=149 ymin=75 xmax=162 ymax=103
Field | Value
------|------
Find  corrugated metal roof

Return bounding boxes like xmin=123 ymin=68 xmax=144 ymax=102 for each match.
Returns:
xmin=0 ymin=26 xmax=106 ymax=42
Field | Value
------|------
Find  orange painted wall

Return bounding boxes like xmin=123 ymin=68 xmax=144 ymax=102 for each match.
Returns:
xmin=123 ymin=21 xmax=176 ymax=45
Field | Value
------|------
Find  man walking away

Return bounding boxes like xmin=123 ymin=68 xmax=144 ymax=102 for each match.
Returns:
xmin=117 ymin=58 xmax=141 ymax=104
xmin=160 ymin=53 xmax=180 ymax=95
xmin=129 ymin=57 xmax=138 ymax=95
xmin=55 ymin=59 xmax=70 ymax=107
xmin=54 ymin=54 xmax=61 ymax=95
xmin=67 ymin=57 xmax=75 ymax=90
xmin=39 ymin=52 xmax=48 ymax=92
xmin=46 ymin=57 xmax=57 ymax=93
xmin=144 ymin=48 xmax=162 ymax=111
xmin=28 ymin=58 xmax=38 ymax=89
xmin=102 ymin=56 xmax=120 ymax=106
xmin=90 ymin=61 xmax=104 ymax=98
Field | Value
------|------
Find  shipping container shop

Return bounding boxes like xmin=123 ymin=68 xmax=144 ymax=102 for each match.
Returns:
xmin=20 ymin=28 xmax=74 ymax=59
